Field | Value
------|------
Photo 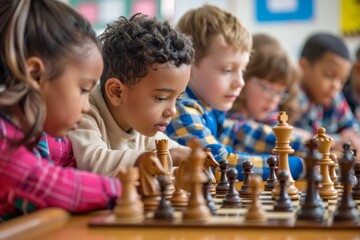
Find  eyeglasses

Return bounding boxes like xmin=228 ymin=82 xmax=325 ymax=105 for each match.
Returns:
xmin=253 ymin=78 xmax=290 ymax=101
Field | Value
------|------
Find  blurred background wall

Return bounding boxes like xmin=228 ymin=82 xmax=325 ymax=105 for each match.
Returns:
xmin=62 ymin=0 xmax=360 ymax=61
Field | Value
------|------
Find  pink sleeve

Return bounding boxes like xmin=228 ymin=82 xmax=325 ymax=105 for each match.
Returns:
xmin=46 ymin=135 xmax=77 ymax=168
xmin=0 ymin=141 xmax=122 ymax=213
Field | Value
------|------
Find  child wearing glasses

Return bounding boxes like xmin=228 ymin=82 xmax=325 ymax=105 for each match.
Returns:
xmin=166 ymin=6 xmax=304 ymax=180
xmin=227 ymin=33 xmax=311 ymax=152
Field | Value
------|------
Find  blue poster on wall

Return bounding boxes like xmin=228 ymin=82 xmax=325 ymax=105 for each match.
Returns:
xmin=256 ymin=0 xmax=314 ymax=22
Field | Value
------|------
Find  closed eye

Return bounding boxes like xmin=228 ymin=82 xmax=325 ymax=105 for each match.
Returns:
xmin=155 ymin=96 xmax=167 ymax=102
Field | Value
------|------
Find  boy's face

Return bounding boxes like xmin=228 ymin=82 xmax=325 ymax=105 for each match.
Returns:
xmin=300 ymin=52 xmax=351 ymax=106
xmin=189 ymin=39 xmax=250 ymax=111
xmin=110 ymin=63 xmax=191 ymax=136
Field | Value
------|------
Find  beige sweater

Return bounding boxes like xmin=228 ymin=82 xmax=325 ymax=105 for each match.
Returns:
xmin=68 ymin=84 xmax=181 ymax=177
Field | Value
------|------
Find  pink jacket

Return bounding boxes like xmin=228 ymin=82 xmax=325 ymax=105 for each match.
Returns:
xmin=0 ymin=116 xmax=121 ymax=221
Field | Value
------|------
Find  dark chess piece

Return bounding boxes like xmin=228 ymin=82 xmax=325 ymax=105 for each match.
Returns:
xmin=352 ymin=162 xmax=360 ymax=200
xmin=222 ymin=168 xmax=242 ymax=208
xmin=273 ymin=170 xmax=293 ymax=212
xmin=203 ymin=173 xmax=217 ymax=215
xmin=333 ymin=148 xmax=360 ymax=222
xmin=216 ymin=159 xmax=230 ymax=196
xmin=297 ymin=139 xmax=325 ymax=221
xmin=264 ymin=156 xmax=278 ymax=191
xmin=153 ymin=175 xmax=174 ymax=220
xmin=239 ymin=160 xmax=253 ymax=198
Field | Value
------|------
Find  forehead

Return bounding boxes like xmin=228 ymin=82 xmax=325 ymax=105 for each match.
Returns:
xmin=132 ymin=63 xmax=190 ymax=89
xmin=315 ymin=52 xmax=351 ymax=70
xmin=202 ymin=39 xmax=250 ymax=65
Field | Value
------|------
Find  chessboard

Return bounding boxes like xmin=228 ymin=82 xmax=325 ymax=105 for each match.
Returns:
xmin=89 ymin=189 xmax=360 ymax=229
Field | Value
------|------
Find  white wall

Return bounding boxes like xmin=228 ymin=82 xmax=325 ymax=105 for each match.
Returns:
xmin=172 ymin=0 xmax=360 ymax=61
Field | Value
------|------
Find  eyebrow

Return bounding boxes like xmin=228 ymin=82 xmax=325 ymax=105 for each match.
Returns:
xmin=153 ymin=88 xmax=176 ymax=93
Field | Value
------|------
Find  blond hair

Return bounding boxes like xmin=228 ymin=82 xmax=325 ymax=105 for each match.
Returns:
xmin=176 ymin=4 xmax=252 ymax=64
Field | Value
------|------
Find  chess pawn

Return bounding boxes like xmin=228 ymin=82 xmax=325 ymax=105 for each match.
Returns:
xmin=114 ymin=167 xmax=144 ymax=219
xmin=239 ymin=160 xmax=253 ymax=198
xmin=271 ymin=111 xmax=299 ymax=200
xmin=170 ymin=166 xmax=188 ymax=209
xmin=154 ymin=175 xmax=174 ymax=220
xmin=273 ymin=170 xmax=293 ymax=212
xmin=155 ymin=139 xmax=175 ymax=198
xmin=222 ymin=168 xmax=242 ymax=208
xmin=333 ymin=149 xmax=360 ymax=222
xmin=329 ymin=153 xmax=341 ymax=189
xmin=314 ymin=127 xmax=337 ymax=200
xmin=297 ymin=139 xmax=325 ymax=221
xmin=352 ymin=162 xmax=360 ymax=200
xmin=215 ymin=159 xmax=230 ymax=196
xmin=245 ymin=174 xmax=266 ymax=221
xmin=264 ymin=156 xmax=278 ymax=191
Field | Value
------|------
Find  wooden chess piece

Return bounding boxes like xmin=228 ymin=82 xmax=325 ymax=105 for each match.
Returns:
xmin=271 ymin=111 xmax=299 ymax=200
xmin=239 ymin=160 xmax=253 ymax=199
xmin=114 ymin=167 xmax=144 ymax=219
xmin=273 ymin=170 xmax=293 ymax=212
xmin=297 ymin=139 xmax=325 ymax=221
xmin=138 ymin=152 xmax=165 ymax=211
xmin=264 ymin=156 xmax=278 ymax=191
xmin=222 ymin=168 xmax=242 ymax=208
xmin=333 ymin=149 xmax=360 ymax=222
xmin=203 ymin=148 xmax=219 ymax=196
xmin=245 ymin=174 xmax=266 ymax=220
xmin=215 ymin=159 xmax=230 ymax=196
xmin=314 ymin=127 xmax=338 ymax=200
xmin=182 ymin=138 xmax=211 ymax=221
xmin=155 ymin=139 xmax=175 ymax=198
xmin=203 ymin=173 xmax=217 ymax=215
xmin=170 ymin=166 xmax=189 ymax=209
xmin=154 ymin=175 xmax=174 ymax=220
xmin=352 ymin=162 xmax=360 ymax=200
xmin=329 ymin=153 xmax=342 ymax=189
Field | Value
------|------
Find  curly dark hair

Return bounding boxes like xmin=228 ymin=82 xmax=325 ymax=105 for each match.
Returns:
xmin=98 ymin=13 xmax=194 ymax=95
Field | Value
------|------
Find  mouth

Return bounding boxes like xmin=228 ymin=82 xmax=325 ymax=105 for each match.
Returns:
xmin=155 ymin=122 xmax=169 ymax=132
xmin=224 ymin=95 xmax=239 ymax=102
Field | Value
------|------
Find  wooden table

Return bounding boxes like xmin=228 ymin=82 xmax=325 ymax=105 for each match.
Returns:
xmin=1 ymin=181 xmax=360 ymax=240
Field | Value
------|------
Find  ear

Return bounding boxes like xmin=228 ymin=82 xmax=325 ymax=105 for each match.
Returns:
xmin=25 ymin=57 xmax=45 ymax=84
xmin=105 ymin=78 xmax=124 ymax=107
xmin=298 ymin=57 xmax=310 ymax=72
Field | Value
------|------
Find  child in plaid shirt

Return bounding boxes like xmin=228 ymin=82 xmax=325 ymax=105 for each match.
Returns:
xmin=342 ymin=46 xmax=360 ymax=129
xmin=227 ymin=33 xmax=312 ymax=151
xmin=295 ymin=33 xmax=360 ymax=151
xmin=166 ymin=5 xmax=304 ymax=180
xmin=0 ymin=0 xmax=120 ymax=221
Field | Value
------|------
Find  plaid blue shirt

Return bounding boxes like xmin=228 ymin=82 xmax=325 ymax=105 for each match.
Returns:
xmin=342 ymin=80 xmax=360 ymax=131
xmin=166 ymin=88 xmax=304 ymax=180
xmin=294 ymin=88 xmax=358 ymax=141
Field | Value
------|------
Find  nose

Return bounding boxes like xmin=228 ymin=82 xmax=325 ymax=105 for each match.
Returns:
xmin=232 ymin=72 xmax=245 ymax=89
xmin=82 ymin=98 xmax=91 ymax=113
xmin=163 ymin=102 xmax=177 ymax=118
xmin=332 ymin=78 xmax=342 ymax=92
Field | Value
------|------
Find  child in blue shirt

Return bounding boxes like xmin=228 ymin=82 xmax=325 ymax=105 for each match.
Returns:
xmin=166 ymin=5 xmax=304 ymax=180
